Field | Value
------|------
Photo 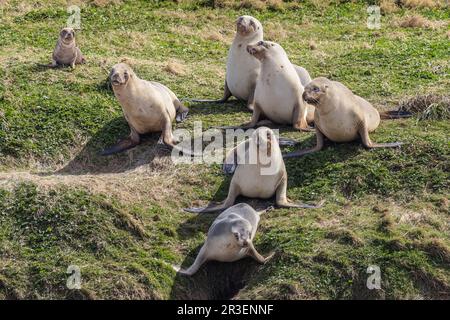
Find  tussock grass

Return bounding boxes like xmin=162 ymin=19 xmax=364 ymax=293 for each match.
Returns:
xmin=398 ymin=94 xmax=450 ymax=120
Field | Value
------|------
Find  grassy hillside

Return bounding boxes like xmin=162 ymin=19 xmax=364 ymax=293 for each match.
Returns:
xmin=0 ymin=0 xmax=449 ymax=299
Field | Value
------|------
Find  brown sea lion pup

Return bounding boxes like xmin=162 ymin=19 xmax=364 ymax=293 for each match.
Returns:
xmin=283 ymin=77 xmax=404 ymax=158
xmin=216 ymin=41 xmax=315 ymax=131
xmin=190 ymin=15 xmax=312 ymax=110
xmin=184 ymin=127 xmax=324 ymax=213
xmin=174 ymin=203 xmax=274 ymax=276
xmin=40 ymin=27 xmax=86 ymax=68
xmin=102 ymin=63 xmax=189 ymax=155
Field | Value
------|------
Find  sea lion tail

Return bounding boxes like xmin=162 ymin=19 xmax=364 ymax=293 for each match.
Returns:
xmin=380 ymin=110 xmax=412 ymax=120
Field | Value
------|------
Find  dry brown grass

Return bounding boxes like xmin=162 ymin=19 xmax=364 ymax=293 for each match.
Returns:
xmin=398 ymin=94 xmax=450 ymax=120
xmin=212 ymin=0 xmax=287 ymax=10
xmin=379 ymin=0 xmax=400 ymax=14
xmin=398 ymin=15 xmax=433 ymax=28
xmin=164 ymin=59 xmax=186 ymax=76
xmin=402 ymin=0 xmax=443 ymax=9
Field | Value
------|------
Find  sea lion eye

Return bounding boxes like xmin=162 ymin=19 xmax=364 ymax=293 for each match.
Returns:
xmin=313 ymin=87 xmax=320 ymax=92
xmin=257 ymin=41 xmax=264 ymax=46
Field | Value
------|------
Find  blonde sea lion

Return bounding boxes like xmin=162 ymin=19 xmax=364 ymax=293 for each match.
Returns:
xmin=283 ymin=77 xmax=404 ymax=158
xmin=102 ymin=63 xmax=189 ymax=155
xmin=184 ymin=127 xmax=323 ymax=213
xmin=191 ymin=16 xmax=312 ymax=110
xmin=216 ymin=41 xmax=315 ymax=131
xmin=40 ymin=27 xmax=86 ymax=68
xmin=174 ymin=203 xmax=274 ymax=276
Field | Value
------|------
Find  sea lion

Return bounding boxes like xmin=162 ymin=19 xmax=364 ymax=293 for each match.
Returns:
xmin=191 ymin=16 xmax=312 ymax=110
xmin=174 ymin=203 xmax=274 ymax=276
xmin=184 ymin=127 xmax=323 ymax=213
xmin=41 ymin=27 xmax=86 ymax=68
xmin=217 ymin=41 xmax=315 ymax=131
xmin=283 ymin=77 xmax=403 ymax=158
xmin=102 ymin=63 xmax=189 ymax=155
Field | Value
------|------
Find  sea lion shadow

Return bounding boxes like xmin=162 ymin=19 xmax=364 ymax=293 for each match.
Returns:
xmin=53 ymin=117 xmax=172 ymax=175
xmin=169 ymin=243 xmax=262 ymax=300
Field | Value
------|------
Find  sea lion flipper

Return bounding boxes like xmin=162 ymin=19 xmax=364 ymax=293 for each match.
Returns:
xmin=277 ymin=137 xmax=298 ymax=147
xmin=101 ymin=138 xmax=139 ymax=156
xmin=359 ymin=125 xmax=403 ymax=149
xmin=283 ymin=129 xmax=324 ymax=158
xmin=102 ymin=127 xmax=140 ymax=156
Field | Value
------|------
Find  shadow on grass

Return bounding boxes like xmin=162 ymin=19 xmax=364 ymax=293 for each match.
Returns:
xmin=52 ymin=117 xmax=172 ymax=175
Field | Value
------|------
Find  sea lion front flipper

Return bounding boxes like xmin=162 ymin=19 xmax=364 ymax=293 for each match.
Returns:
xmin=275 ymin=173 xmax=324 ymax=209
xmin=246 ymin=84 xmax=256 ymax=111
xmin=358 ymin=124 xmax=404 ymax=149
xmin=292 ymin=100 xmax=314 ymax=132
xmin=247 ymin=242 xmax=273 ymax=264
xmin=101 ymin=127 xmax=140 ymax=156
xmin=283 ymin=129 xmax=324 ymax=158
xmin=174 ymin=245 xmax=208 ymax=276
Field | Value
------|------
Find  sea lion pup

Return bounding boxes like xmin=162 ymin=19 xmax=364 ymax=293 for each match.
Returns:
xmin=283 ymin=77 xmax=404 ymax=158
xmin=102 ymin=63 xmax=189 ymax=155
xmin=41 ymin=27 xmax=86 ymax=68
xmin=217 ymin=41 xmax=315 ymax=131
xmin=191 ymin=16 xmax=312 ymax=110
xmin=184 ymin=127 xmax=323 ymax=213
xmin=174 ymin=203 xmax=274 ymax=276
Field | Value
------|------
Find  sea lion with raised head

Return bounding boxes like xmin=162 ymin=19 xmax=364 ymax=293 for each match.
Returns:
xmin=217 ymin=41 xmax=315 ymax=131
xmin=102 ymin=63 xmax=189 ymax=155
xmin=41 ymin=27 xmax=86 ymax=68
xmin=191 ymin=16 xmax=312 ymax=110
xmin=174 ymin=203 xmax=274 ymax=276
xmin=283 ymin=77 xmax=404 ymax=158
xmin=184 ymin=127 xmax=323 ymax=213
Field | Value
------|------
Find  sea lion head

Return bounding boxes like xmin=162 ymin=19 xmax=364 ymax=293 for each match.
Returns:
xmin=59 ymin=27 xmax=75 ymax=44
xmin=231 ymin=220 xmax=253 ymax=247
xmin=235 ymin=15 xmax=262 ymax=38
xmin=302 ymin=77 xmax=331 ymax=106
xmin=246 ymin=40 xmax=283 ymax=61
xmin=110 ymin=63 xmax=134 ymax=88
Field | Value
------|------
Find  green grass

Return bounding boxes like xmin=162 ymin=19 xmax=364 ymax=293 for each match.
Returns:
xmin=0 ymin=0 xmax=449 ymax=299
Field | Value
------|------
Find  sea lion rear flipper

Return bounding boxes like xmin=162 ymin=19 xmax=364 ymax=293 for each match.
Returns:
xmin=280 ymin=199 xmax=325 ymax=209
xmin=277 ymin=137 xmax=298 ymax=147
